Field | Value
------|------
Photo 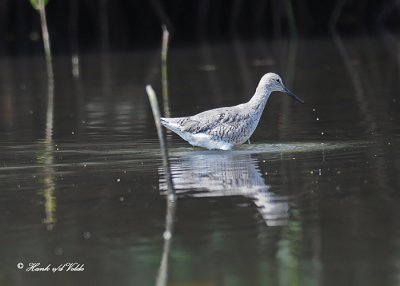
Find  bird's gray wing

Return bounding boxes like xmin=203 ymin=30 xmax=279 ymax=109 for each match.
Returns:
xmin=182 ymin=108 xmax=249 ymax=134
xmin=180 ymin=109 xmax=231 ymax=134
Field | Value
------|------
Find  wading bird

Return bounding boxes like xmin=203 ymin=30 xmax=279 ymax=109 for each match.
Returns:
xmin=161 ymin=73 xmax=304 ymax=150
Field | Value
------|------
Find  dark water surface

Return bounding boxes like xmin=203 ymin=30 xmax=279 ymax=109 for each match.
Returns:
xmin=1 ymin=35 xmax=400 ymax=286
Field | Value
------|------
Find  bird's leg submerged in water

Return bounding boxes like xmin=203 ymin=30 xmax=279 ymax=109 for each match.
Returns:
xmin=248 ymin=139 xmax=251 ymax=144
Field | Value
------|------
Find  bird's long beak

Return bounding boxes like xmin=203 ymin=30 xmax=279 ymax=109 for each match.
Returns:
xmin=283 ymin=86 xmax=304 ymax=104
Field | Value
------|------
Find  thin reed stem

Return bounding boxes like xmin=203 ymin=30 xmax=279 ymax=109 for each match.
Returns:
xmin=161 ymin=25 xmax=170 ymax=117
xmin=38 ymin=0 xmax=53 ymax=80
xmin=146 ymin=85 xmax=176 ymax=286
xmin=146 ymin=85 xmax=174 ymax=196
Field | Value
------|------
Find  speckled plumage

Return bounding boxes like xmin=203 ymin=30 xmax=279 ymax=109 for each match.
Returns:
xmin=161 ymin=73 xmax=304 ymax=150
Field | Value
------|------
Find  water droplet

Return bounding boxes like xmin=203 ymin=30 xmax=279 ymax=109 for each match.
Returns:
xmin=71 ymin=131 xmax=75 ymax=135
xmin=316 ymin=117 xmax=320 ymax=121
xmin=119 ymin=196 xmax=125 ymax=202
xmin=310 ymin=170 xmax=314 ymax=174
xmin=117 ymin=178 xmax=121 ymax=182
xmin=321 ymin=132 xmax=324 ymax=135
xmin=83 ymin=232 xmax=91 ymax=239
xmin=313 ymin=108 xmax=316 ymax=112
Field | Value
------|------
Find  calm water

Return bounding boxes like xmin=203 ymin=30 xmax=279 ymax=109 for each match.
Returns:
xmin=1 ymin=35 xmax=400 ymax=286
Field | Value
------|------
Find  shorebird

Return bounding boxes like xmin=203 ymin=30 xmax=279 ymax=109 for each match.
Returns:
xmin=161 ymin=73 xmax=304 ymax=150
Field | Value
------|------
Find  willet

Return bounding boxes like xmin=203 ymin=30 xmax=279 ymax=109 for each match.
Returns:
xmin=161 ymin=73 xmax=304 ymax=150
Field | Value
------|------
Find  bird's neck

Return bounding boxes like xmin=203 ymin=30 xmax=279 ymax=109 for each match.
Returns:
xmin=248 ymin=85 xmax=271 ymax=112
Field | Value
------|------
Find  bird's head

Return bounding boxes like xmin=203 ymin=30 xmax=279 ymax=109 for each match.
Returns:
xmin=259 ymin=73 xmax=304 ymax=104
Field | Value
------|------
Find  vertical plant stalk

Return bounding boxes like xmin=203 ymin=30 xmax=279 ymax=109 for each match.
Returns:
xmin=146 ymin=85 xmax=176 ymax=286
xmin=329 ymin=0 xmax=377 ymax=133
xmin=45 ymin=76 xmax=54 ymax=143
xmin=161 ymin=25 xmax=170 ymax=118
xmin=284 ymin=0 xmax=297 ymax=39
xmin=33 ymin=0 xmax=56 ymax=228
xmin=70 ymin=0 xmax=80 ymax=78
xmin=278 ymin=0 xmax=298 ymax=139
xmin=38 ymin=0 xmax=53 ymax=80
xmin=146 ymin=85 xmax=174 ymax=195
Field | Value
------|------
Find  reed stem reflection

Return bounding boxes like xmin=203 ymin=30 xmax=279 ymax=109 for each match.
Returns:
xmin=40 ymin=73 xmax=56 ymax=228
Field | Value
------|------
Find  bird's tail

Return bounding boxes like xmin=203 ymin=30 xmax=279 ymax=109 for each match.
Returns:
xmin=160 ymin=117 xmax=170 ymax=128
xmin=160 ymin=117 xmax=181 ymax=134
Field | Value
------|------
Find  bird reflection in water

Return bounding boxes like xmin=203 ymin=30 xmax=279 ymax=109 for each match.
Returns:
xmin=159 ymin=152 xmax=289 ymax=226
